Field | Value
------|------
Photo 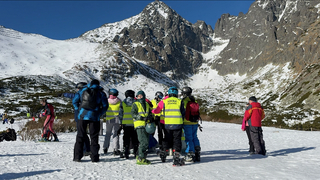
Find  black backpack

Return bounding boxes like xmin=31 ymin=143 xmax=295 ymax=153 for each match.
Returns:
xmin=0 ymin=128 xmax=17 ymax=142
xmin=80 ymin=88 xmax=100 ymax=110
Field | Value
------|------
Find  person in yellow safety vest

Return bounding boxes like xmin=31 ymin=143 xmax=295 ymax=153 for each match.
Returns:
xmin=118 ymin=90 xmax=139 ymax=159
xmin=152 ymin=87 xmax=186 ymax=166
xmin=151 ymin=91 xmax=165 ymax=149
xmin=103 ymin=89 xmax=122 ymax=155
xmin=181 ymin=87 xmax=201 ymax=162
xmin=131 ymin=90 xmax=153 ymax=165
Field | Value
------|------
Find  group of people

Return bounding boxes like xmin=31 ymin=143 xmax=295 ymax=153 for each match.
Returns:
xmin=36 ymin=78 xmax=266 ymax=165
xmin=64 ymin=79 xmax=201 ymax=166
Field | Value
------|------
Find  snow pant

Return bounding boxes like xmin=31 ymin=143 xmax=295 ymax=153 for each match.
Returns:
xmin=99 ymin=121 xmax=103 ymax=135
xmin=250 ymin=126 xmax=266 ymax=155
xmin=155 ymin=117 xmax=164 ymax=147
xmin=245 ymin=125 xmax=254 ymax=152
xmin=163 ymin=128 xmax=182 ymax=153
xmin=75 ymin=110 xmax=90 ymax=153
xmin=42 ymin=115 xmax=56 ymax=138
xmin=103 ymin=122 xmax=120 ymax=151
xmin=74 ymin=120 xmax=100 ymax=161
xmin=76 ymin=121 xmax=91 ymax=153
xmin=184 ymin=124 xmax=200 ymax=153
xmin=123 ymin=126 xmax=139 ymax=148
xmin=136 ymin=128 xmax=149 ymax=159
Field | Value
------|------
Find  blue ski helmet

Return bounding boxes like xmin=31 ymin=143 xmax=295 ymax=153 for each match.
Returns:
xmin=168 ymin=87 xmax=178 ymax=95
xmin=109 ymin=89 xmax=119 ymax=96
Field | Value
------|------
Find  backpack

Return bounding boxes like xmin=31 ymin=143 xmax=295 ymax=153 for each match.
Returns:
xmin=81 ymin=88 xmax=100 ymax=110
xmin=186 ymin=101 xmax=200 ymax=122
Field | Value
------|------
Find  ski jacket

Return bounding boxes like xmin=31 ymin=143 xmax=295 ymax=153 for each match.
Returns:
xmin=74 ymin=83 xmax=108 ymax=121
xmin=42 ymin=103 xmax=55 ymax=118
xmin=152 ymin=96 xmax=185 ymax=130
xmin=105 ymin=97 xmax=122 ymax=124
xmin=72 ymin=87 xmax=86 ymax=122
xmin=132 ymin=101 xmax=152 ymax=129
xmin=244 ymin=102 xmax=265 ymax=127
xmin=183 ymin=96 xmax=198 ymax=125
xmin=119 ymin=97 xmax=135 ymax=126
xmin=62 ymin=93 xmax=76 ymax=99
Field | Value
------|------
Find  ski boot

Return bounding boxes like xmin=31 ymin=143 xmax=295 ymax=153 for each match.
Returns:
xmin=173 ymin=152 xmax=185 ymax=166
xmin=136 ymin=158 xmax=151 ymax=165
xmin=124 ymin=146 xmax=130 ymax=159
xmin=53 ymin=133 xmax=59 ymax=142
xmin=103 ymin=148 xmax=108 ymax=155
xmin=113 ymin=149 xmax=121 ymax=156
xmin=185 ymin=151 xmax=195 ymax=162
xmin=159 ymin=150 xmax=167 ymax=162
xmin=119 ymin=149 xmax=125 ymax=158
xmin=195 ymin=146 xmax=201 ymax=162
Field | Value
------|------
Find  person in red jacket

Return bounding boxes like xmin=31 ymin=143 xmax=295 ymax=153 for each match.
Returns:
xmin=39 ymin=98 xmax=58 ymax=141
xmin=243 ymin=96 xmax=266 ymax=155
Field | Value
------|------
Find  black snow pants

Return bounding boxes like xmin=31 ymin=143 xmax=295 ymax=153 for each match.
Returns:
xmin=249 ymin=126 xmax=266 ymax=155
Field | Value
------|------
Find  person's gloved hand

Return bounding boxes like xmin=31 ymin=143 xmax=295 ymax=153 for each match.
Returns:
xmin=198 ymin=124 xmax=203 ymax=132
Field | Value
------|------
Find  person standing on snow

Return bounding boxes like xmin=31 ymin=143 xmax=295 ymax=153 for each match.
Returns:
xmin=103 ymin=89 xmax=122 ymax=155
xmin=151 ymin=91 xmax=165 ymax=150
xmin=73 ymin=79 xmax=108 ymax=162
xmin=243 ymin=96 xmax=266 ymax=156
xmin=152 ymin=87 xmax=186 ymax=166
xmin=181 ymin=87 xmax=201 ymax=162
xmin=118 ymin=90 xmax=139 ymax=159
xmin=241 ymin=103 xmax=255 ymax=155
xmin=131 ymin=90 xmax=153 ymax=165
xmin=58 ymin=82 xmax=91 ymax=155
xmin=39 ymin=98 xmax=59 ymax=142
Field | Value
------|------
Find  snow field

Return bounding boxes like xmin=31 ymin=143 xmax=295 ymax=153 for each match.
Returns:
xmin=0 ymin=120 xmax=319 ymax=179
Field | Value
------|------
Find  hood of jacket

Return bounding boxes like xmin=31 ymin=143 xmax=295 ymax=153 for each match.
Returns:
xmin=108 ymin=97 xmax=121 ymax=105
xmin=124 ymin=97 xmax=135 ymax=106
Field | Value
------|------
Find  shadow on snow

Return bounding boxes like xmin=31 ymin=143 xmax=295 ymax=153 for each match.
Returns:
xmin=0 ymin=169 xmax=61 ymax=179
xmin=0 ymin=153 xmax=47 ymax=157
xmin=200 ymin=147 xmax=316 ymax=163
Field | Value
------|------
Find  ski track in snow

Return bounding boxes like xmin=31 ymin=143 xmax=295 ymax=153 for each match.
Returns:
xmin=0 ymin=120 xmax=319 ymax=180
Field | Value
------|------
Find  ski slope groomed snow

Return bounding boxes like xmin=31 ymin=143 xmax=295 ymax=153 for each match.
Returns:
xmin=0 ymin=120 xmax=319 ymax=180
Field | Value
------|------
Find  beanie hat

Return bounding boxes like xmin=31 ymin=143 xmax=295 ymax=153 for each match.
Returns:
xmin=136 ymin=90 xmax=145 ymax=98
xmin=249 ymin=96 xmax=257 ymax=102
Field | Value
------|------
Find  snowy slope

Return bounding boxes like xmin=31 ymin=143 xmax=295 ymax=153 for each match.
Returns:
xmin=0 ymin=120 xmax=319 ymax=179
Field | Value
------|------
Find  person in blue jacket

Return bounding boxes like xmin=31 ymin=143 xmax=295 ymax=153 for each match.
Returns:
xmin=59 ymin=82 xmax=91 ymax=155
xmin=73 ymin=79 xmax=108 ymax=162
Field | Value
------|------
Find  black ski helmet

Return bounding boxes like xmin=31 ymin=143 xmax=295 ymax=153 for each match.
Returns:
xmin=75 ymin=82 xmax=87 ymax=89
xmin=181 ymin=87 xmax=192 ymax=96
xmin=109 ymin=89 xmax=119 ymax=96
xmin=155 ymin=91 xmax=164 ymax=99
xmin=125 ymin=90 xmax=135 ymax=98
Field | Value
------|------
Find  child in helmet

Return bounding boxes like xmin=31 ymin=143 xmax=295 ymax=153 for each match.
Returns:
xmin=152 ymin=87 xmax=186 ymax=166
xmin=103 ymin=89 xmax=122 ymax=155
xmin=39 ymin=98 xmax=59 ymax=142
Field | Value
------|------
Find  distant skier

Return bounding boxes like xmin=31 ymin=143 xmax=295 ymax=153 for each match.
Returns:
xmin=39 ymin=98 xmax=59 ymax=142
xmin=243 ymin=96 xmax=266 ymax=156
xmin=2 ymin=113 xmax=8 ymax=124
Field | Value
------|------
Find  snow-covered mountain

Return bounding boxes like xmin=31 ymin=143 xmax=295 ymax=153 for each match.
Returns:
xmin=1 ymin=0 xmax=320 ymax=129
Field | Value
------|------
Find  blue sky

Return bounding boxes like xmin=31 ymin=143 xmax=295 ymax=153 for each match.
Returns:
xmin=0 ymin=1 xmax=254 ymax=40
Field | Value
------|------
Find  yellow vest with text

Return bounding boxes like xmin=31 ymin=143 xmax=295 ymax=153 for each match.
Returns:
xmin=151 ymin=99 xmax=164 ymax=120
xmin=122 ymin=102 xmax=133 ymax=125
xmin=183 ymin=97 xmax=198 ymax=125
xmin=106 ymin=101 xmax=121 ymax=121
xmin=163 ymin=97 xmax=183 ymax=125
xmin=133 ymin=102 xmax=150 ymax=129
